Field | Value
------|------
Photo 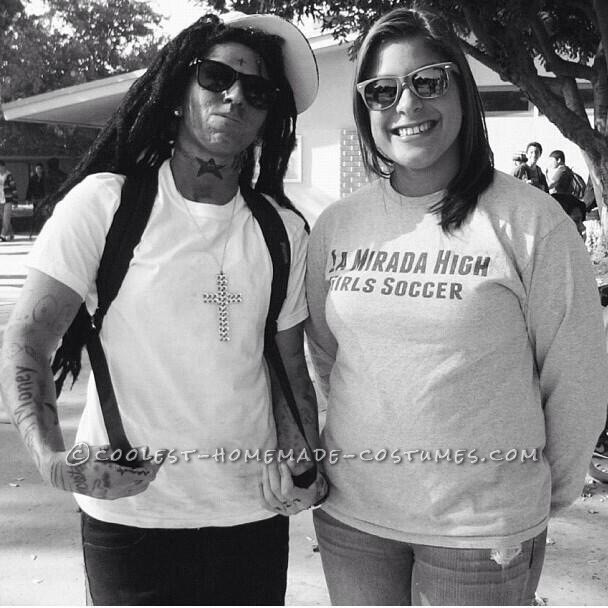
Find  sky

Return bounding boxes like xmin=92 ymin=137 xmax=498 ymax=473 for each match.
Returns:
xmin=25 ymin=0 xmax=211 ymax=37
xmin=25 ymin=0 xmax=318 ymax=40
xmin=147 ymin=0 xmax=319 ymax=38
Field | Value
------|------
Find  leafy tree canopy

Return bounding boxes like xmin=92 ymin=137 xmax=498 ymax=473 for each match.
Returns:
xmin=1 ymin=0 xmax=166 ymax=157
xmin=1 ymin=0 xmax=165 ymax=102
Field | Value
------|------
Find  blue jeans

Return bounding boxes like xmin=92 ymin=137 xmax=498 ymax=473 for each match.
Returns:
xmin=313 ymin=509 xmax=546 ymax=606
xmin=82 ymin=512 xmax=288 ymax=605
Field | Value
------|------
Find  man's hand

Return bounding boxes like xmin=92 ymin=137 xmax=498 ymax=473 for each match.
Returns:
xmin=260 ymin=462 xmax=328 ymax=516
xmin=41 ymin=446 xmax=166 ymax=500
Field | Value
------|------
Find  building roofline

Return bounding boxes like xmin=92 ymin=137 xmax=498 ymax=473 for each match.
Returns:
xmin=2 ymin=70 xmax=144 ymax=127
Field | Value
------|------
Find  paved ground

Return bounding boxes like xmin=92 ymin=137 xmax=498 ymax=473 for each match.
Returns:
xmin=0 ymin=235 xmax=607 ymax=605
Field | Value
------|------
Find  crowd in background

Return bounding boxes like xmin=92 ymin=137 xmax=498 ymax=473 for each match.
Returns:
xmin=0 ymin=157 xmax=67 ymax=239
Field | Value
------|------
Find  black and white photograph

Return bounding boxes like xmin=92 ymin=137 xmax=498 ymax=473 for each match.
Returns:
xmin=0 ymin=0 xmax=607 ymax=605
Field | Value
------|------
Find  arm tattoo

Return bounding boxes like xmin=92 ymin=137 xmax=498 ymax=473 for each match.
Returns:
xmin=50 ymin=460 xmax=68 ymax=489
xmin=31 ymin=296 xmax=74 ymax=336
xmin=67 ymin=466 xmax=89 ymax=494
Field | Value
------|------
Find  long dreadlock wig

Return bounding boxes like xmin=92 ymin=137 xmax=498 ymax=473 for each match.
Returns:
xmin=49 ymin=15 xmax=305 ymax=396
xmin=47 ymin=14 xmax=299 ymax=212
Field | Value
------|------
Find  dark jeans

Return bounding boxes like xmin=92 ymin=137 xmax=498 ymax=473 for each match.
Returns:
xmin=81 ymin=512 xmax=289 ymax=605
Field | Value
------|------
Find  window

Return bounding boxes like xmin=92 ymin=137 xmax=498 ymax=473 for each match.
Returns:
xmin=480 ymin=89 xmax=529 ymax=112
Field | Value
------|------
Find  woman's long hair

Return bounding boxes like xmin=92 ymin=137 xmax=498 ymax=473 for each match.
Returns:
xmin=47 ymin=14 xmax=299 ymax=212
xmin=353 ymin=4 xmax=494 ymax=232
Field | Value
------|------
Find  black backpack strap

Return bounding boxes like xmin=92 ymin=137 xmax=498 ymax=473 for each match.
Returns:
xmin=88 ymin=168 xmax=158 ymax=462
xmin=93 ymin=168 xmax=159 ymax=330
xmin=243 ymin=189 xmax=291 ymax=347
xmin=86 ymin=333 xmax=133 ymax=455
xmin=51 ymin=168 xmax=158 ymax=397
xmin=243 ymin=188 xmax=317 ymax=488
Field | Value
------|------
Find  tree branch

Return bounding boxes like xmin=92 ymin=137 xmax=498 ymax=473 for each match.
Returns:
xmin=459 ymin=38 xmax=508 ymax=81
xmin=461 ymin=4 xmax=499 ymax=56
xmin=529 ymin=12 xmax=595 ymax=80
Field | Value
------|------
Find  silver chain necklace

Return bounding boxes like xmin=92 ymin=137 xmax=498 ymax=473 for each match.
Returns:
xmin=181 ymin=192 xmax=242 ymax=342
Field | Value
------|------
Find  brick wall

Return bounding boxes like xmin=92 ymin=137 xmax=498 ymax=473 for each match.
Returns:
xmin=340 ymin=129 xmax=368 ymax=198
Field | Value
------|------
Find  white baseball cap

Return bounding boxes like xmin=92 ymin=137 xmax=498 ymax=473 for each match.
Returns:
xmin=220 ymin=12 xmax=319 ymax=114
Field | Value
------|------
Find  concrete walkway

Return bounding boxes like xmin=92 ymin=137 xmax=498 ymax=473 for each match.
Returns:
xmin=0 ymin=236 xmax=607 ymax=605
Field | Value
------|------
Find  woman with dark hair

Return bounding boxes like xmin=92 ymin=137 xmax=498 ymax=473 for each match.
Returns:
xmin=0 ymin=12 xmax=326 ymax=605
xmin=306 ymin=4 xmax=607 ymax=605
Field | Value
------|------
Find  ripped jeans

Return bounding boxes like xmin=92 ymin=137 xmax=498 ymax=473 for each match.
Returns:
xmin=314 ymin=509 xmax=546 ymax=606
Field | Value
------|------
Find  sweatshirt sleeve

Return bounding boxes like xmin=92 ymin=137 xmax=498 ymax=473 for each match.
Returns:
xmin=305 ymin=214 xmax=338 ymax=400
xmin=275 ymin=210 xmax=309 ymax=332
xmin=524 ymin=218 xmax=608 ymax=513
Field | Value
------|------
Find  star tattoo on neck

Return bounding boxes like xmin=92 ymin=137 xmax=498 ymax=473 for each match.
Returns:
xmin=196 ymin=157 xmax=225 ymax=179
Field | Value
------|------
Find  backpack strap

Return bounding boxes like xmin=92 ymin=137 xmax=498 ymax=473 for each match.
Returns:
xmin=93 ymin=168 xmax=159 ymax=330
xmin=243 ymin=187 xmax=317 ymax=488
xmin=90 ymin=168 xmax=158 ymax=462
xmin=51 ymin=169 xmax=158 ymax=464
xmin=52 ymin=168 xmax=158 ymax=397
xmin=242 ymin=188 xmax=291 ymax=346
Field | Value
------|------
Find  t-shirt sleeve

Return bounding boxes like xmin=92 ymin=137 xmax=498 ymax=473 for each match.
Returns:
xmin=523 ymin=218 xmax=608 ymax=513
xmin=275 ymin=209 xmax=309 ymax=332
xmin=304 ymin=211 xmax=338 ymax=399
xmin=27 ymin=174 xmax=124 ymax=300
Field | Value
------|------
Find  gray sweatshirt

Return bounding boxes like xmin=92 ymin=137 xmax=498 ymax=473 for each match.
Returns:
xmin=306 ymin=171 xmax=608 ymax=548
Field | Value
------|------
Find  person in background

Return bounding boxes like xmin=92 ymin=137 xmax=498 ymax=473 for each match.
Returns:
xmin=546 ymin=150 xmax=573 ymax=194
xmin=513 ymin=141 xmax=548 ymax=191
xmin=0 ymin=160 xmax=17 ymax=241
xmin=0 ymin=12 xmax=326 ymax=605
xmin=306 ymin=5 xmax=608 ymax=605
xmin=26 ymin=163 xmax=47 ymax=235
xmin=0 ymin=159 xmax=16 ymax=419
xmin=552 ymin=192 xmax=586 ymax=239
xmin=26 ymin=163 xmax=46 ymax=202
xmin=510 ymin=151 xmax=527 ymax=175
xmin=45 ymin=158 xmax=67 ymax=197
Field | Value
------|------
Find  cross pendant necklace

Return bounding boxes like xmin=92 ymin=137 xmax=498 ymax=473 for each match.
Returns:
xmin=182 ymin=191 xmax=242 ymax=341
xmin=202 ymin=270 xmax=242 ymax=341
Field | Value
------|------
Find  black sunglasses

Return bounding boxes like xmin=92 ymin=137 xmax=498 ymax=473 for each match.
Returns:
xmin=192 ymin=58 xmax=279 ymax=111
xmin=356 ymin=62 xmax=459 ymax=111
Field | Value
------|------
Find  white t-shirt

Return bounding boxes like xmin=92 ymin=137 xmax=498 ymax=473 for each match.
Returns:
xmin=28 ymin=159 xmax=309 ymax=528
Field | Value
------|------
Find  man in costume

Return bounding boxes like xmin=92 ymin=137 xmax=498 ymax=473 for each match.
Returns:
xmin=0 ymin=12 xmax=325 ymax=605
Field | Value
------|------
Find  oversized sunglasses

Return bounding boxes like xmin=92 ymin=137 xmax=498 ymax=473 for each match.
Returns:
xmin=192 ymin=58 xmax=279 ymax=110
xmin=356 ymin=62 xmax=459 ymax=111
